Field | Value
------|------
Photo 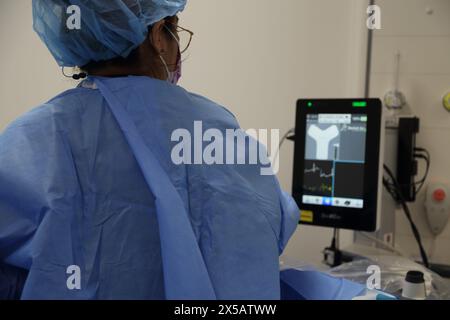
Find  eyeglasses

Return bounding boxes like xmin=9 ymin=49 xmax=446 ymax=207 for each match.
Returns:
xmin=165 ymin=22 xmax=194 ymax=54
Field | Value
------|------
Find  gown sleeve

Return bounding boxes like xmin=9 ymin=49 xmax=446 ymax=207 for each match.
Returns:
xmin=277 ymin=184 xmax=299 ymax=254
xmin=0 ymin=109 xmax=80 ymax=287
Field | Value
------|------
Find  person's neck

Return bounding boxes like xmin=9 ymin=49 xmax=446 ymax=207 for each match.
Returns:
xmin=87 ymin=64 xmax=162 ymax=80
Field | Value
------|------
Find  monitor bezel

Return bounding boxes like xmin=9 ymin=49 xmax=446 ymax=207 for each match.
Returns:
xmin=292 ymin=99 xmax=383 ymax=231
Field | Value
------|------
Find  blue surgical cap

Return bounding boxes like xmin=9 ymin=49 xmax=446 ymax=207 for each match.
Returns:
xmin=32 ymin=0 xmax=187 ymax=67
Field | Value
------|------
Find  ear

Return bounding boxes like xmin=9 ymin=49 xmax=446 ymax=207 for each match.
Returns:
xmin=148 ymin=20 xmax=167 ymax=54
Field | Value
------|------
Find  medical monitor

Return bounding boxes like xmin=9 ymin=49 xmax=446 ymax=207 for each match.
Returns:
xmin=292 ymin=99 xmax=384 ymax=231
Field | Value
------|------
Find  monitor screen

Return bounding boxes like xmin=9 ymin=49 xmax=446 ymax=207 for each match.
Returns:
xmin=292 ymin=99 xmax=383 ymax=231
xmin=302 ymin=114 xmax=367 ymax=209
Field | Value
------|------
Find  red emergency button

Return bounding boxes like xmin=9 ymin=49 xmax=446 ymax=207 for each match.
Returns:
xmin=433 ymin=189 xmax=446 ymax=202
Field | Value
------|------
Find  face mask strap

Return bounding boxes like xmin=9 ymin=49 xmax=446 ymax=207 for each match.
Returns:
xmin=164 ymin=25 xmax=180 ymax=48
xmin=159 ymin=55 xmax=171 ymax=81
xmin=154 ymin=24 xmax=182 ymax=82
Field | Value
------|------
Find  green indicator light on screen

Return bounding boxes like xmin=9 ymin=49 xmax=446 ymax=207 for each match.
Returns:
xmin=353 ymin=101 xmax=367 ymax=108
xmin=308 ymin=102 xmax=313 ymax=107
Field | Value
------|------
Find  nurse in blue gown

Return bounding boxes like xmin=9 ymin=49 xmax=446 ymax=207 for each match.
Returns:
xmin=0 ymin=0 xmax=299 ymax=299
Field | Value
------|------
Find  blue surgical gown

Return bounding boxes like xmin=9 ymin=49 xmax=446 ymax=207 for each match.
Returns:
xmin=0 ymin=76 xmax=298 ymax=299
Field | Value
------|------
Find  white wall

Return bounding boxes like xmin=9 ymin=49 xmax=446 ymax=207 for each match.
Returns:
xmin=1 ymin=0 xmax=373 ymax=266
xmin=181 ymin=0 xmax=370 ymax=266
xmin=0 ymin=0 xmax=74 ymax=130
xmin=370 ymin=0 xmax=450 ymax=265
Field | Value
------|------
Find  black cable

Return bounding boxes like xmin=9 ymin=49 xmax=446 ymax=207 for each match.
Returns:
xmin=323 ymin=228 xmax=342 ymax=267
xmin=273 ymin=128 xmax=295 ymax=165
xmin=415 ymin=147 xmax=430 ymax=159
xmin=414 ymin=153 xmax=430 ymax=194
xmin=385 ymin=154 xmax=429 ymax=193
xmin=61 ymin=67 xmax=87 ymax=80
xmin=279 ymin=128 xmax=295 ymax=149
xmin=383 ymin=147 xmax=430 ymax=195
xmin=383 ymin=164 xmax=430 ymax=268
xmin=331 ymin=228 xmax=337 ymax=249
xmin=414 ymin=148 xmax=430 ymax=176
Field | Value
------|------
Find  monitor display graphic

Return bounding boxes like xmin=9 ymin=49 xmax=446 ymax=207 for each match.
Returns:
xmin=302 ymin=114 xmax=367 ymax=209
